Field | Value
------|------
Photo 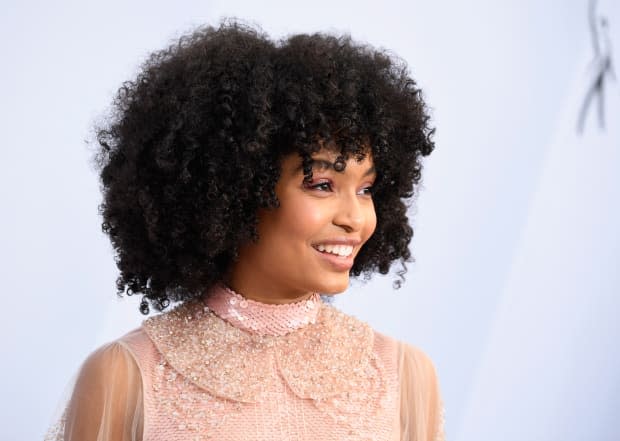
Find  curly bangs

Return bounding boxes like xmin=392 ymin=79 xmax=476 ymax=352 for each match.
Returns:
xmin=94 ymin=20 xmax=435 ymax=314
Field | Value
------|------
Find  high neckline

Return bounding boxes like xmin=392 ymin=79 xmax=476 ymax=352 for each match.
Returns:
xmin=203 ymin=282 xmax=322 ymax=336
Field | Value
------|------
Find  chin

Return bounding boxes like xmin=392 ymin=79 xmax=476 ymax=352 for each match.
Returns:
xmin=314 ymin=275 xmax=350 ymax=295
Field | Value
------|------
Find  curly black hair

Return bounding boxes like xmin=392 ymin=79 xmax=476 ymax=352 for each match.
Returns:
xmin=94 ymin=20 xmax=435 ymax=314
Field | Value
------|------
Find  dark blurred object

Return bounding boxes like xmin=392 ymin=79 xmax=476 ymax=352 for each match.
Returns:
xmin=577 ymin=0 xmax=616 ymax=134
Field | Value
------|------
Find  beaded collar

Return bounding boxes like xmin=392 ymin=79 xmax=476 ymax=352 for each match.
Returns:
xmin=142 ymin=283 xmax=385 ymax=404
xmin=204 ymin=283 xmax=321 ymax=336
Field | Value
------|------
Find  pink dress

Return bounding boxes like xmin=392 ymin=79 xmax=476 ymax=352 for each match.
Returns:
xmin=46 ymin=283 xmax=445 ymax=441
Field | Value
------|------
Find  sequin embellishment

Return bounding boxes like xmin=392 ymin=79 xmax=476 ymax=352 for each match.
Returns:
xmin=206 ymin=283 xmax=321 ymax=336
xmin=142 ymin=284 xmax=396 ymax=438
xmin=143 ymin=297 xmax=381 ymax=402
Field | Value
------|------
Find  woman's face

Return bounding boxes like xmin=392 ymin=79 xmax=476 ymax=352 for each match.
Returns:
xmin=227 ymin=148 xmax=377 ymax=303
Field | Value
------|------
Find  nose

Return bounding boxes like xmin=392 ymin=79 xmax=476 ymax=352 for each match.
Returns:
xmin=333 ymin=193 xmax=364 ymax=233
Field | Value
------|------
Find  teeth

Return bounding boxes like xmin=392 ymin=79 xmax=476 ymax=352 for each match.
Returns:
xmin=315 ymin=244 xmax=353 ymax=257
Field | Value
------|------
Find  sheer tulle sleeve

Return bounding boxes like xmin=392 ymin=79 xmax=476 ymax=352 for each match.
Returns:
xmin=45 ymin=341 xmax=144 ymax=441
xmin=399 ymin=342 xmax=445 ymax=441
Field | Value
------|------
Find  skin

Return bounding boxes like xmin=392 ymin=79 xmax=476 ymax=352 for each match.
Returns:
xmin=226 ymin=148 xmax=377 ymax=304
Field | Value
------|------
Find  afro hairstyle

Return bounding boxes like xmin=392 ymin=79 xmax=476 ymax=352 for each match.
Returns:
xmin=94 ymin=20 xmax=435 ymax=314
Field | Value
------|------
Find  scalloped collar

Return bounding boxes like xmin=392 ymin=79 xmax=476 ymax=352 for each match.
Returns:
xmin=142 ymin=291 xmax=381 ymax=403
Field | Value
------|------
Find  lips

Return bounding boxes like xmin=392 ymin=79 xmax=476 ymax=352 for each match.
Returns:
xmin=313 ymin=247 xmax=354 ymax=271
xmin=311 ymin=239 xmax=360 ymax=271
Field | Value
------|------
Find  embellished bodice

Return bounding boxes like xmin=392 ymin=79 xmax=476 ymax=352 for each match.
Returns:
xmin=44 ymin=283 xmax=446 ymax=441
xmin=125 ymin=283 xmax=401 ymax=440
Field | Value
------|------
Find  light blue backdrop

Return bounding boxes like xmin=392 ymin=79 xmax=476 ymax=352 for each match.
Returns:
xmin=1 ymin=1 xmax=618 ymax=440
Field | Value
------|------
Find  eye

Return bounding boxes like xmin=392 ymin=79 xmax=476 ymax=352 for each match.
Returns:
xmin=357 ymin=186 xmax=374 ymax=196
xmin=304 ymin=180 xmax=333 ymax=192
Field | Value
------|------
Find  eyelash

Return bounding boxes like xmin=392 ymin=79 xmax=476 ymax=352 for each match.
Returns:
xmin=305 ymin=180 xmax=373 ymax=196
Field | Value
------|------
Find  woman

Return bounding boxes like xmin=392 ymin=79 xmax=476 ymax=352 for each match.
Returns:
xmin=46 ymin=20 xmax=444 ymax=441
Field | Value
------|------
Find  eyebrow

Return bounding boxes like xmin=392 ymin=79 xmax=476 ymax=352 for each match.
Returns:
xmin=294 ymin=159 xmax=376 ymax=177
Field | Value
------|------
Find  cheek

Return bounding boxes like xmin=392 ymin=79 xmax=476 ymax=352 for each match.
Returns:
xmin=284 ymin=200 xmax=330 ymax=241
xmin=260 ymin=198 xmax=328 ymax=248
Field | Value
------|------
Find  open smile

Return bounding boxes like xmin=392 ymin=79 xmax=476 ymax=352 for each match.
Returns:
xmin=312 ymin=244 xmax=354 ymax=257
xmin=312 ymin=245 xmax=355 ymax=271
